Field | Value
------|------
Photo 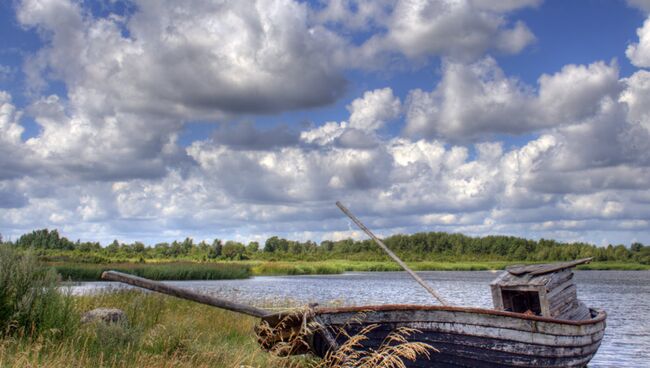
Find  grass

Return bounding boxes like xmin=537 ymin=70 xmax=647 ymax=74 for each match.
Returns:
xmin=248 ymin=260 xmax=518 ymax=276
xmin=52 ymin=262 xmax=252 ymax=281
xmin=0 ymin=290 xmax=307 ymax=368
xmin=0 ymin=246 xmax=77 ymax=339
xmin=46 ymin=260 xmax=650 ymax=281
xmin=0 ymin=290 xmax=436 ymax=368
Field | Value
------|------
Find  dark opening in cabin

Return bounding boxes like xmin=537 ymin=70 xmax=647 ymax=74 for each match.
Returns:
xmin=501 ymin=290 xmax=542 ymax=315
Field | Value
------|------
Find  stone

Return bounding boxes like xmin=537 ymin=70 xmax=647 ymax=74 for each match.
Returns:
xmin=81 ymin=308 xmax=127 ymax=324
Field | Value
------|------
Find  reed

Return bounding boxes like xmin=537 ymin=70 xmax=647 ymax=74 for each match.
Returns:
xmin=0 ymin=245 xmax=77 ymax=339
xmin=53 ymin=262 xmax=252 ymax=281
xmin=250 ymin=260 xmax=513 ymax=276
xmin=0 ymin=290 xmax=297 ymax=368
xmin=257 ymin=309 xmax=436 ymax=368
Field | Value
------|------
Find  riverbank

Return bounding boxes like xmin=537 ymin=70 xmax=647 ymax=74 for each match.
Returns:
xmin=50 ymin=260 xmax=650 ymax=281
xmin=0 ymin=290 xmax=308 ymax=368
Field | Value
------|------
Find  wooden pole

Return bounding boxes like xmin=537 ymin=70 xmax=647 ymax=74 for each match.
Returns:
xmin=101 ymin=270 xmax=271 ymax=318
xmin=336 ymin=201 xmax=450 ymax=306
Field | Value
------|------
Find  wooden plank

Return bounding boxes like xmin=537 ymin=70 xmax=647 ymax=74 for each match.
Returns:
xmin=549 ymin=286 xmax=577 ymax=312
xmin=490 ymin=284 xmax=504 ymax=310
xmin=101 ymin=270 xmax=271 ymax=318
xmin=339 ymin=324 xmax=603 ymax=358
xmin=507 ymin=258 xmax=592 ymax=276
xmin=539 ymin=286 xmax=551 ymax=317
xmin=546 ymin=269 xmax=574 ymax=291
xmin=319 ymin=309 xmax=606 ymax=340
xmin=315 ymin=305 xmax=607 ymax=335
xmin=546 ymin=278 xmax=574 ymax=298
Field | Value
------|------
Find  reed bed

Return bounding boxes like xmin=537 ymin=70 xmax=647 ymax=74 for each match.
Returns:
xmin=250 ymin=260 xmax=514 ymax=276
xmin=52 ymin=262 xmax=252 ymax=281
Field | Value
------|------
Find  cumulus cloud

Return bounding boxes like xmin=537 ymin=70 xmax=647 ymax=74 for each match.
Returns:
xmin=2 ymin=0 xmax=650 ymax=246
xmin=0 ymin=92 xmax=34 ymax=180
xmin=18 ymin=0 xmax=348 ymax=116
xmin=348 ymin=87 xmax=401 ymax=131
xmin=626 ymin=17 xmax=650 ymax=67
xmin=404 ymin=58 xmax=620 ymax=140
xmin=355 ymin=0 xmax=537 ymax=63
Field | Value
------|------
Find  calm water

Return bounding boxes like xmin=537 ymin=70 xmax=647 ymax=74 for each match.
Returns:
xmin=71 ymin=271 xmax=650 ymax=367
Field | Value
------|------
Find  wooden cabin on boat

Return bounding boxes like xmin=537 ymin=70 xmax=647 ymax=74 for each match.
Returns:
xmin=489 ymin=258 xmax=592 ymax=321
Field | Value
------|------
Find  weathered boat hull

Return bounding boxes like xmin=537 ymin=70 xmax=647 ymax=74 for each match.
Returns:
xmin=308 ymin=305 xmax=606 ymax=368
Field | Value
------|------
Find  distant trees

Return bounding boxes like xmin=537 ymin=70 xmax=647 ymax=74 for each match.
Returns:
xmin=247 ymin=241 xmax=259 ymax=253
xmin=3 ymin=228 xmax=648 ymax=264
xmin=222 ymin=241 xmax=246 ymax=260
xmin=208 ymin=239 xmax=222 ymax=259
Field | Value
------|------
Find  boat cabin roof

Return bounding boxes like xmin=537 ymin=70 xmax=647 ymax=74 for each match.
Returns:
xmin=491 ymin=258 xmax=592 ymax=288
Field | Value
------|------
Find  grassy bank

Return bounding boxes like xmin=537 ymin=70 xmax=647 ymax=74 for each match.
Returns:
xmin=52 ymin=262 xmax=252 ymax=281
xmin=0 ymin=290 xmax=308 ymax=368
xmin=49 ymin=260 xmax=650 ymax=281
xmin=248 ymin=260 xmax=650 ymax=276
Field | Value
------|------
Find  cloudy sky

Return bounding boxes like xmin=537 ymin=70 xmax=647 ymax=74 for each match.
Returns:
xmin=1 ymin=0 xmax=650 ymax=246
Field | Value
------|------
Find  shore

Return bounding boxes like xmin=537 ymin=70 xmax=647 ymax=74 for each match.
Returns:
xmin=0 ymin=290 xmax=307 ymax=368
xmin=50 ymin=260 xmax=650 ymax=281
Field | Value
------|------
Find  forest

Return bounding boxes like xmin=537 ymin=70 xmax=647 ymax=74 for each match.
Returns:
xmin=2 ymin=228 xmax=649 ymax=265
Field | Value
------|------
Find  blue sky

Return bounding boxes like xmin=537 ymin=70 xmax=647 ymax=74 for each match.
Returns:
xmin=1 ymin=0 xmax=650 ymax=246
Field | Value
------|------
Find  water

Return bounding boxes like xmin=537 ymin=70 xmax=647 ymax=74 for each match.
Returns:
xmin=71 ymin=270 xmax=650 ymax=367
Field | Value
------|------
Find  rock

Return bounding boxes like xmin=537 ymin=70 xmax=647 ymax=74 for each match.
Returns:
xmin=81 ymin=308 xmax=127 ymax=324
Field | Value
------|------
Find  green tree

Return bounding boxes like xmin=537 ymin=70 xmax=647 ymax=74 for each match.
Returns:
xmin=208 ymin=239 xmax=222 ymax=259
xmin=222 ymin=241 xmax=246 ymax=260
xmin=247 ymin=241 xmax=259 ymax=253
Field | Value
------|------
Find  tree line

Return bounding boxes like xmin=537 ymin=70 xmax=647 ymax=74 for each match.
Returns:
xmin=1 ymin=229 xmax=649 ymax=264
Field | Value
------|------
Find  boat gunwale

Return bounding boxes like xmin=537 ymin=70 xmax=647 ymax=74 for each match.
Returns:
xmin=312 ymin=304 xmax=606 ymax=327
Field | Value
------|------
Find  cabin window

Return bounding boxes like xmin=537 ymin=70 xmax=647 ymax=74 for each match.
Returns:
xmin=501 ymin=290 xmax=542 ymax=315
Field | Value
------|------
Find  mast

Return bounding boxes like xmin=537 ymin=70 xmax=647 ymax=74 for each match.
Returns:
xmin=336 ymin=201 xmax=449 ymax=306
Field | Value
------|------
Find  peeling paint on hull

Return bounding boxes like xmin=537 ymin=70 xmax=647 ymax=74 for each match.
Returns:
xmin=309 ymin=305 xmax=606 ymax=368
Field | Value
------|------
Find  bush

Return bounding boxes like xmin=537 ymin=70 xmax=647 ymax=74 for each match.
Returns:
xmin=0 ymin=245 xmax=77 ymax=339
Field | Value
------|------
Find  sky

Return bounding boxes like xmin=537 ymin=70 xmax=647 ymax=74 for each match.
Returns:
xmin=1 ymin=0 xmax=650 ymax=246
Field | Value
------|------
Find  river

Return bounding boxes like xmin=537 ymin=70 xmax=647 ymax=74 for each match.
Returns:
xmin=71 ymin=270 xmax=650 ymax=367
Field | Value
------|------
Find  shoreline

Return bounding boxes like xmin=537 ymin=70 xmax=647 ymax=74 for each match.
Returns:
xmin=51 ymin=260 xmax=650 ymax=281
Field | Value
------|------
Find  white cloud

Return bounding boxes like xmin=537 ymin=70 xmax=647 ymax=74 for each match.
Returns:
xmin=348 ymin=87 xmax=401 ymax=131
xmin=2 ymin=1 xmax=650 ymax=246
xmin=627 ymin=17 xmax=650 ymax=67
xmin=361 ymin=0 xmax=536 ymax=62
xmin=405 ymin=58 xmax=620 ymax=140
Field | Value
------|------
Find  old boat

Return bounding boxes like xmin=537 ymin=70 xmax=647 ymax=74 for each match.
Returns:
xmin=271 ymin=259 xmax=606 ymax=367
xmin=102 ymin=203 xmax=606 ymax=368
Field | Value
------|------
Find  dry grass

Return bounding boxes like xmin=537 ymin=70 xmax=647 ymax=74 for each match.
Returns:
xmin=1 ymin=287 xmax=435 ymax=368
xmin=257 ymin=309 xmax=436 ymax=368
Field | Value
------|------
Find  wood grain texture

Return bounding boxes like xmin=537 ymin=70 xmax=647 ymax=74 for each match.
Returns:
xmin=305 ymin=305 xmax=606 ymax=368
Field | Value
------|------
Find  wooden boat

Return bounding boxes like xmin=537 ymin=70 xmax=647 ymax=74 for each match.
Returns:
xmin=101 ymin=203 xmax=606 ymax=367
xmin=256 ymin=259 xmax=606 ymax=368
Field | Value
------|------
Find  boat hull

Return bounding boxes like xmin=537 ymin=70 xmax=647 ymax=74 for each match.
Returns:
xmin=308 ymin=305 xmax=606 ymax=368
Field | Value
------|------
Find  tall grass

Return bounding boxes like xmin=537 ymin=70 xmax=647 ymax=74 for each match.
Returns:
xmin=250 ymin=260 xmax=512 ymax=276
xmin=0 ymin=245 xmax=77 ymax=339
xmin=0 ymin=290 xmax=308 ymax=368
xmin=53 ymin=262 xmax=252 ymax=281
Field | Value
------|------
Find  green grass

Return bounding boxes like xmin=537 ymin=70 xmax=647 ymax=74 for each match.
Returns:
xmin=0 ymin=290 xmax=310 ymax=368
xmin=248 ymin=260 xmax=569 ymax=275
xmin=48 ymin=259 xmax=650 ymax=281
xmin=52 ymin=262 xmax=252 ymax=281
